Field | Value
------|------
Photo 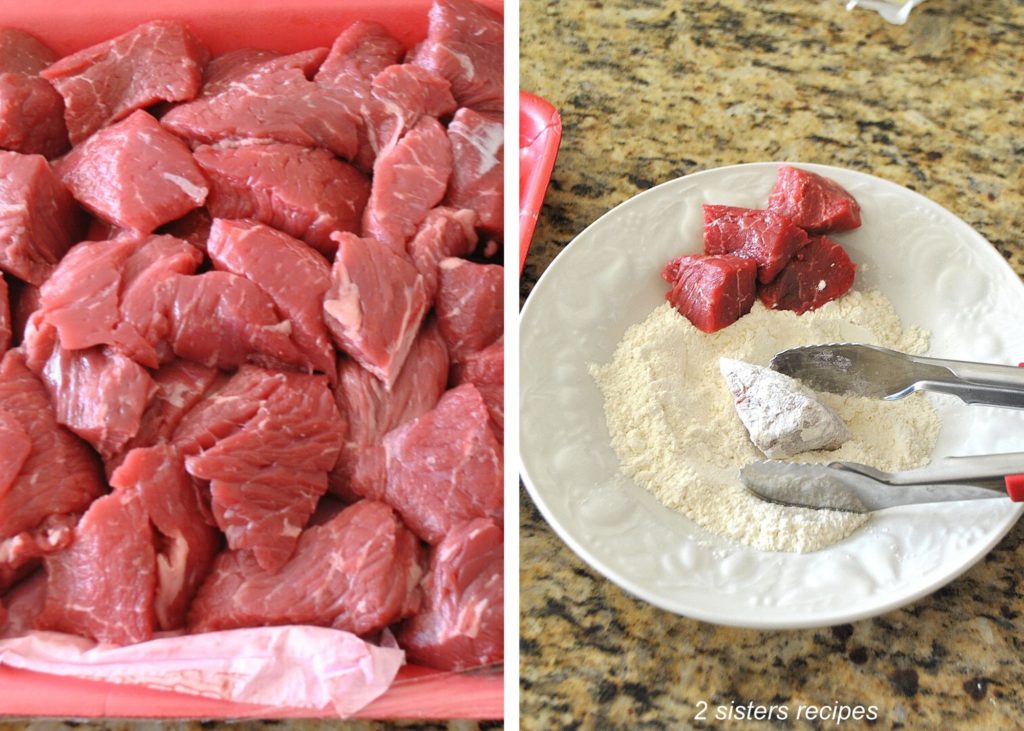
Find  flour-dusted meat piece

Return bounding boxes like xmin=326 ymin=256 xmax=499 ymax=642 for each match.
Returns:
xmin=382 ymin=383 xmax=503 ymax=544
xmin=767 ymin=165 xmax=862 ymax=234
xmin=324 ymin=232 xmax=430 ymax=387
xmin=161 ymin=47 xmax=360 ymax=160
xmin=398 ymin=518 xmax=503 ymax=671
xmin=40 ymin=20 xmax=207 ymax=144
xmin=703 ymin=205 xmax=808 ymax=284
xmin=36 ymin=488 xmax=156 ymax=645
xmin=451 ymin=335 xmax=503 ymax=441
xmin=411 ymin=0 xmax=503 ymax=114
xmin=196 ymin=143 xmax=369 ymax=256
xmin=0 ymin=273 xmax=9 ymax=354
xmin=109 ymin=445 xmax=219 ymax=631
xmin=0 ymin=351 xmax=103 ymax=542
xmin=445 ymin=108 xmax=503 ymax=235
xmin=0 ymin=151 xmax=84 ymax=285
xmin=759 ymin=235 xmax=857 ymax=314
xmin=362 ymin=115 xmax=453 ymax=252
xmin=662 ymin=253 xmax=757 ymax=333
xmin=408 ymin=207 xmax=478 ymax=303
xmin=720 ymin=357 xmax=850 ymax=458
xmin=56 ymin=110 xmax=209 ymax=233
xmin=435 ymin=257 xmax=502 ymax=360
xmin=330 ymin=319 xmax=449 ymax=502
xmin=364 ymin=64 xmax=457 ymax=156
xmin=189 ymin=500 xmax=423 ymax=635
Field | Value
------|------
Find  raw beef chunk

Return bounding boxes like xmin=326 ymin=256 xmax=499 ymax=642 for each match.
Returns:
xmin=109 ymin=445 xmax=219 ymax=631
xmin=0 ymin=351 xmax=103 ymax=545
xmin=767 ymin=165 xmax=862 ymax=234
xmin=382 ymin=383 xmax=503 ymax=544
xmin=324 ymin=232 xmax=430 ymax=387
xmin=364 ymin=64 xmax=457 ymax=156
xmin=720 ymin=357 xmax=850 ymax=458
xmin=411 ymin=0 xmax=503 ymax=114
xmin=703 ymin=204 xmax=808 ymax=284
xmin=161 ymin=47 xmax=360 ymax=160
xmin=435 ymin=257 xmax=503 ymax=360
xmin=41 ymin=20 xmax=208 ymax=144
xmin=330 ymin=319 xmax=449 ymax=502
xmin=175 ymin=366 xmax=342 ymax=572
xmin=408 ymin=207 xmax=478 ymax=303
xmin=207 ymin=219 xmax=335 ymax=377
xmin=56 ymin=110 xmax=208 ymax=233
xmin=0 ymin=29 xmax=58 ymax=75
xmin=451 ymin=336 xmax=503 ymax=441
xmin=662 ymin=254 xmax=757 ymax=334
xmin=157 ymin=208 xmax=212 ymax=252
xmin=0 ymin=273 xmax=9 ymax=354
xmin=195 ymin=143 xmax=370 ymax=256
xmin=36 ymin=488 xmax=156 ymax=645
xmin=0 ymin=515 xmax=76 ymax=595
xmin=759 ymin=235 xmax=856 ymax=314
xmin=362 ymin=115 xmax=453 ymax=252
xmin=0 ymin=150 xmax=84 ymax=285
xmin=398 ymin=518 xmax=503 ymax=671
xmin=445 ymin=108 xmax=503 ymax=235
xmin=0 ymin=30 xmax=67 ymax=158
xmin=0 ymin=571 xmax=46 ymax=637
xmin=188 ymin=500 xmax=423 ymax=635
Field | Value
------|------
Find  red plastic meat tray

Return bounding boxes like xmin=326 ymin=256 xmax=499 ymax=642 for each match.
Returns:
xmin=0 ymin=0 xmax=503 ymax=720
xmin=518 ymin=90 xmax=562 ymax=273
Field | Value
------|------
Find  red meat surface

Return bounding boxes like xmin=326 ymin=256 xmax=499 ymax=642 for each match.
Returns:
xmin=361 ymin=115 xmax=453 ymax=252
xmin=364 ymin=64 xmax=457 ymax=156
xmin=767 ymin=165 xmax=862 ymax=233
xmin=703 ymin=204 xmax=808 ymax=284
xmin=161 ymin=47 xmax=360 ymax=160
xmin=55 ymin=110 xmax=209 ymax=234
xmin=0 ymin=29 xmax=58 ymax=75
xmin=195 ymin=143 xmax=369 ymax=256
xmin=398 ymin=518 xmax=503 ymax=671
xmin=0 ymin=150 xmax=84 ymax=285
xmin=445 ymin=108 xmax=503 ymax=235
xmin=330 ymin=319 xmax=449 ymax=502
xmin=0 ymin=570 xmax=46 ymax=638
xmin=435 ymin=257 xmax=503 ymax=361
xmin=382 ymin=383 xmax=503 ymax=544
xmin=411 ymin=0 xmax=503 ymax=114
xmin=41 ymin=20 xmax=208 ymax=144
xmin=157 ymin=208 xmax=213 ymax=252
xmin=0 ymin=514 xmax=76 ymax=596
xmin=0 ymin=30 xmax=67 ymax=158
xmin=323 ymin=232 xmax=430 ymax=387
xmin=451 ymin=336 xmax=503 ymax=441
xmin=36 ymin=488 xmax=156 ymax=645
xmin=0 ymin=273 xmax=9 ymax=354
xmin=408 ymin=207 xmax=478 ymax=303
xmin=109 ymin=445 xmax=219 ymax=631
xmin=188 ymin=500 xmax=423 ymax=636
xmin=759 ymin=235 xmax=857 ymax=314
xmin=9 ymin=278 xmax=41 ymax=347
xmin=662 ymin=253 xmax=758 ymax=333
xmin=207 ymin=219 xmax=335 ymax=378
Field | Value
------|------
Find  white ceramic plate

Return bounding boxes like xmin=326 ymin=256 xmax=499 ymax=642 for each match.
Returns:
xmin=519 ymin=162 xmax=1024 ymax=629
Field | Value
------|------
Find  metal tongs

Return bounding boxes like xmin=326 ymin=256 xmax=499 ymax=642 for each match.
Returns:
xmin=739 ymin=344 xmax=1024 ymax=512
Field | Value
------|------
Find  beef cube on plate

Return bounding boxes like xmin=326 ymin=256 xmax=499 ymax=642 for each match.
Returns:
xmin=324 ymin=232 xmax=430 ymax=387
xmin=408 ymin=207 xmax=478 ymax=303
xmin=662 ymin=253 xmax=758 ymax=333
xmin=188 ymin=500 xmax=423 ymax=636
xmin=445 ymin=108 xmax=503 ymax=236
xmin=362 ymin=115 xmax=453 ymax=252
xmin=0 ymin=28 xmax=57 ymax=75
xmin=364 ymin=64 xmax=457 ymax=156
xmin=703 ymin=204 xmax=808 ymax=284
xmin=0 ymin=150 xmax=83 ymax=285
xmin=207 ymin=219 xmax=335 ymax=378
xmin=0 ymin=30 xmax=68 ymax=158
xmin=0 ymin=273 xmax=9 ymax=354
xmin=330 ymin=319 xmax=449 ymax=502
xmin=767 ymin=165 xmax=862 ymax=234
xmin=161 ymin=47 xmax=360 ymax=161
xmin=411 ymin=0 xmax=504 ymax=114
xmin=452 ymin=335 xmax=503 ymax=441
xmin=382 ymin=383 xmax=503 ymax=544
xmin=56 ymin=110 xmax=209 ymax=234
xmin=41 ymin=20 xmax=208 ymax=144
xmin=195 ymin=143 xmax=369 ymax=256
xmin=398 ymin=518 xmax=503 ymax=671
xmin=759 ymin=235 xmax=857 ymax=314
xmin=435 ymin=257 xmax=503 ymax=360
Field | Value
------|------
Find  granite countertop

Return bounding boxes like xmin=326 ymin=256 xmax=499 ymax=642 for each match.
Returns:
xmin=520 ymin=0 xmax=1024 ymax=728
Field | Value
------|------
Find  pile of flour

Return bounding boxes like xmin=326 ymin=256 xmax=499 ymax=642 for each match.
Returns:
xmin=589 ymin=290 xmax=941 ymax=553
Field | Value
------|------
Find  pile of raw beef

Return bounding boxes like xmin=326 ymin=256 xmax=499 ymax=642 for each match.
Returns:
xmin=0 ymin=0 xmax=503 ymax=673
xmin=662 ymin=165 xmax=860 ymax=333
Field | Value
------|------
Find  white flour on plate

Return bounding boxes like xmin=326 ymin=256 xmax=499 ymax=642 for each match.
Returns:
xmin=589 ymin=290 xmax=941 ymax=553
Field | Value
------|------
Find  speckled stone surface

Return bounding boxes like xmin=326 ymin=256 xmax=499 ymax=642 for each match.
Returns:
xmin=520 ymin=0 xmax=1024 ymax=728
